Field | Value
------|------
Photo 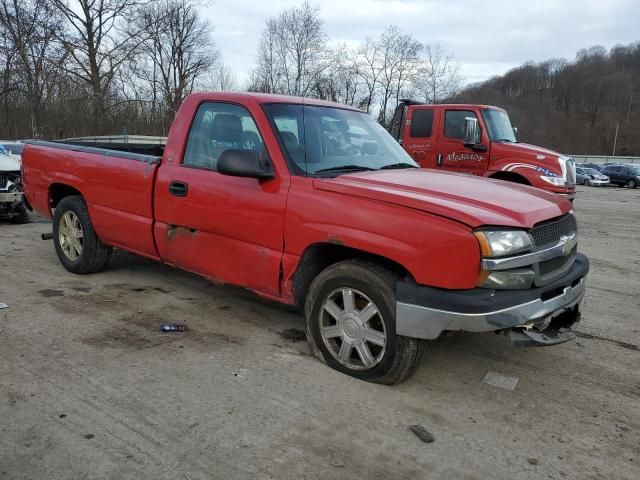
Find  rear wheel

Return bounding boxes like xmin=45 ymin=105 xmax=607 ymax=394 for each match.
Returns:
xmin=304 ymin=260 xmax=425 ymax=384
xmin=627 ymin=179 xmax=637 ymax=189
xmin=53 ymin=195 xmax=111 ymax=274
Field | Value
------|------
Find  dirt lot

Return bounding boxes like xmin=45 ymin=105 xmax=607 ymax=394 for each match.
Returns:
xmin=1 ymin=185 xmax=639 ymax=480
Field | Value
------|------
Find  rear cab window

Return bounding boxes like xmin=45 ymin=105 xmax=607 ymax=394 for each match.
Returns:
xmin=409 ymin=109 xmax=434 ymax=138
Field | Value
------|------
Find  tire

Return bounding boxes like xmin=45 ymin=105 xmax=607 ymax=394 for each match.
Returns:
xmin=583 ymin=179 xmax=591 ymax=186
xmin=9 ymin=203 xmax=30 ymax=224
xmin=304 ymin=259 xmax=425 ymax=385
xmin=53 ymin=195 xmax=111 ymax=274
xmin=627 ymin=179 xmax=637 ymax=189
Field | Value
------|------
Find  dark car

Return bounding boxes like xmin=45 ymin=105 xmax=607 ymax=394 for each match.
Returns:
xmin=601 ymin=164 xmax=640 ymax=188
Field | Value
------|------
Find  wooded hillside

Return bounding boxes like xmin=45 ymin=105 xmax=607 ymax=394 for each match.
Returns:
xmin=450 ymin=43 xmax=640 ymax=156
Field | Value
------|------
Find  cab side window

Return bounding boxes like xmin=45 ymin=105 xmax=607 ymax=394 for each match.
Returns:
xmin=183 ymin=102 xmax=264 ymax=170
xmin=444 ymin=110 xmax=477 ymax=140
xmin=410 ymin=109 xmax=433 ymax=138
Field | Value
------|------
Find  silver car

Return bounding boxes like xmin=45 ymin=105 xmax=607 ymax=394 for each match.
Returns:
xmin=0 ymin=141 xmax=29 ymax=223
xmin=576 ymin=166 xmax=609 ymax=186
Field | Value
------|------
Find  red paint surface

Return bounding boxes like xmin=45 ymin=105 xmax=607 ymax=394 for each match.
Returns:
xmin=23 ymin=93 xmax=571 ymax=304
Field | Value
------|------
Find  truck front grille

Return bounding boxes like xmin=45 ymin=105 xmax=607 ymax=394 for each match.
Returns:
xmin=0 ymin=174 xmax=7 ymax=189
xmin=539 ymin=246 xmax=577 ymax=276
xmin=530 ymin=214 xmax=577 ymax=248
xmin=530 ymin=214 xmax=578 ymax=285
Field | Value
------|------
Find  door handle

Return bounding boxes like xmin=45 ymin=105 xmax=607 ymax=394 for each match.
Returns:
xmin=169 ymin=181 xmax=188 ymax=197
xmin=437 ymin=153 xmax=444 ymax=166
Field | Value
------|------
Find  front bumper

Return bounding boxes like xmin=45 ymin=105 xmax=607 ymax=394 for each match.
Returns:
xmin=588 ymin=179 xmax=609 ymax=186
xmin=396 ymin=253 xmax=588 ymax=342
xmin=557 ymin=191 xmax=576 ymax=200
xmin=0 ymin=191 xmax=23 ymax=203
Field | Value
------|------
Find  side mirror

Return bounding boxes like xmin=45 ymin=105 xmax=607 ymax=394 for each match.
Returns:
xmin=217 ymin=149 xmax=274 ymax=180
xmin=463 ymin=117 xmax=480 ymax=147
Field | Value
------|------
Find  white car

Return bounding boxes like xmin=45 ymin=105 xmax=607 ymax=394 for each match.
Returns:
xmin=0 ymin=141 xmax=29 ymax=223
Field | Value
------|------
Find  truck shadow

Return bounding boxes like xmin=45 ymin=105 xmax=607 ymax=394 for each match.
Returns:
xmin=105 ymin=249 xmax=551 ymax=382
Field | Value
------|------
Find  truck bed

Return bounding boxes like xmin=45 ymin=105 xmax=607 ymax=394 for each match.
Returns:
xmin=56 ymin=135 xmax=166 ymax=157
xmin=22 ymin=140 xmax=162 ymax=259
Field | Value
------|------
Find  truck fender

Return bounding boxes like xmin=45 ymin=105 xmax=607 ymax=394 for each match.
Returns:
xmin=281 ymin=240 xmax=417 ymax=308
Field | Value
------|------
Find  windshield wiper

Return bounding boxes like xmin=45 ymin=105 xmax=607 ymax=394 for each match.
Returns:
xmin=495 ymin=138 xmax=514 ymax=143
xmin=313 ymin=165 xmax=377 ymax=175
xmin=379 ymin=162 xmax=419 ymax=170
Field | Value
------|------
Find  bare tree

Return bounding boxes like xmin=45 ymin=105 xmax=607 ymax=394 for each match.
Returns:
xmin=375 ymin=26 xmax=422 ymax=125
xmin=250 ymin=2 xmax=330 ymax=96
xmin=137 ymin=0 xmax=217 ymax=117
xmin=249 ymin=18 xmax=281 ymax=93
xmin=50 ymin=0 xmax=142 ymax=123
xmin=197 ymin=63 xmax=239 ymax=92
xmin=0 ymin=0 xmax=63 ymax=137
xmin=415 ymin=44 xmax=461 ymax=104
xmin=357 ymin=38 xmax=383 ymax=114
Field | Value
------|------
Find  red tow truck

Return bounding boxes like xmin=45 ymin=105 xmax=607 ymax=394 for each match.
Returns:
xmin=22 ymin=92 xmax=588 ymax=384
xmin=389 ymin=100 xmax=577 ymax=199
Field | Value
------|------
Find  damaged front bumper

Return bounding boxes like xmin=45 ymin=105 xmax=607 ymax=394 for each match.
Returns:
xmin=0 ymin=191 xmax=23 ymax=203
xmin=395 ymin=254 xmax=588 ymax=346
xmin=0 ymin=191 xmax=25 ymax=219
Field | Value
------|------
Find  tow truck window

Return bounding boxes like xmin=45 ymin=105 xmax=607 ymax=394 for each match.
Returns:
xmin=183 ymin=102 xmax=264 ymax=171
xmin=444 ymin=110 xmax=477 ymax=140
xmin=410 ymin=109 xmax=433 ymax=138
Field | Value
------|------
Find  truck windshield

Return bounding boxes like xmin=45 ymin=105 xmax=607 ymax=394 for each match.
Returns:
xmin=263 ymin=103 xmax=418 ymax=176
xmin=482 ymin=109 xmax=517 ymax=143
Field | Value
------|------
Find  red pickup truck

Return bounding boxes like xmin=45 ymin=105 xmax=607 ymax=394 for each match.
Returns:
xmin=22 ymin=92 xmax=588 ymax=384
xmin=389 ymin=100 xmax=577 ymax=199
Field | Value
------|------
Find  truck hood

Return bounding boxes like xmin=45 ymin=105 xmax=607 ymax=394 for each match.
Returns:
xmin=492 ymin=142 xmax=563 ymax=171
xmin=0 ymin=154 xmax=21 ymax=172
xmin=313 ymin=169 xmax=571 ymax=229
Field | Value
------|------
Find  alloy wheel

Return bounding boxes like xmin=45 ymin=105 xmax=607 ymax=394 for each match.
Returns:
xmin=58 ymin=211 xmax=84 ymax=261
xmin=319 ymin=287 xmax=387 ymax=370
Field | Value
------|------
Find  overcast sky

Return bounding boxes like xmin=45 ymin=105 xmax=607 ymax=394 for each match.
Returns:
xmin=201 ymin=0 xmax=640 ymax=87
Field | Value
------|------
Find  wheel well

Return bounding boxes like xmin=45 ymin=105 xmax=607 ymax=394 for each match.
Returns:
xmin=49 ymin=183 xmax=82 ymax=208
xmin=291 ymin=243 xmax=412 ymax=308
xmin=489 ymin=171 xmax=531 ymax=185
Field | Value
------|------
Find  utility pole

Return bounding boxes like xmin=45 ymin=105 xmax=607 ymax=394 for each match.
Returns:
xmin=612 ymin=122 xmax=619 ymax=156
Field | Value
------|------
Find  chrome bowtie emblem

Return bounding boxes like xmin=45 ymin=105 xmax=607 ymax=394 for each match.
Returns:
xmin=559 ymin=233 xmax=577 ymax=256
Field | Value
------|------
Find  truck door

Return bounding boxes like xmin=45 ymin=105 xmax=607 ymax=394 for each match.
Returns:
xmin=402 ymin=107 xmax=437 ymax=168
xmin=153 ymin=101 xmax=289 ymax=298
xmin=436 ymin=109 xmax=489 ymax=176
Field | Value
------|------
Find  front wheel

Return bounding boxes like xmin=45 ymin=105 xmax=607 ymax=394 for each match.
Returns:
xmin=627 ymin=179 xmax=637 ymax=189
xmin=304 ymin=260 xmax=425 ymax=384
xmin=583 ymin=179 xmax=591 ymax=186
xmin=53 ymin=195 xmax=112 ymax=274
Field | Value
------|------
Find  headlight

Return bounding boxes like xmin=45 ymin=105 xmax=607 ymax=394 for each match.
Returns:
xmin=474 ymin=230 xmax=534 ymax=289
xmin=474 ymin=230 xmax=532 ymax=258
xmin=478 ymin=269 xmax=535 ymax=289
xmin=540 ymin=175 xmax=566 ymax=186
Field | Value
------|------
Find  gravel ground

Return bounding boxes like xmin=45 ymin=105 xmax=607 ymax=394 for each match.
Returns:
xmin=1 ymin=185 xmax=639 ymax=480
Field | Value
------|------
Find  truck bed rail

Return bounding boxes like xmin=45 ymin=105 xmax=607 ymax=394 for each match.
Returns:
xmin=22 ymin=140 xmax=162 ymax=164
